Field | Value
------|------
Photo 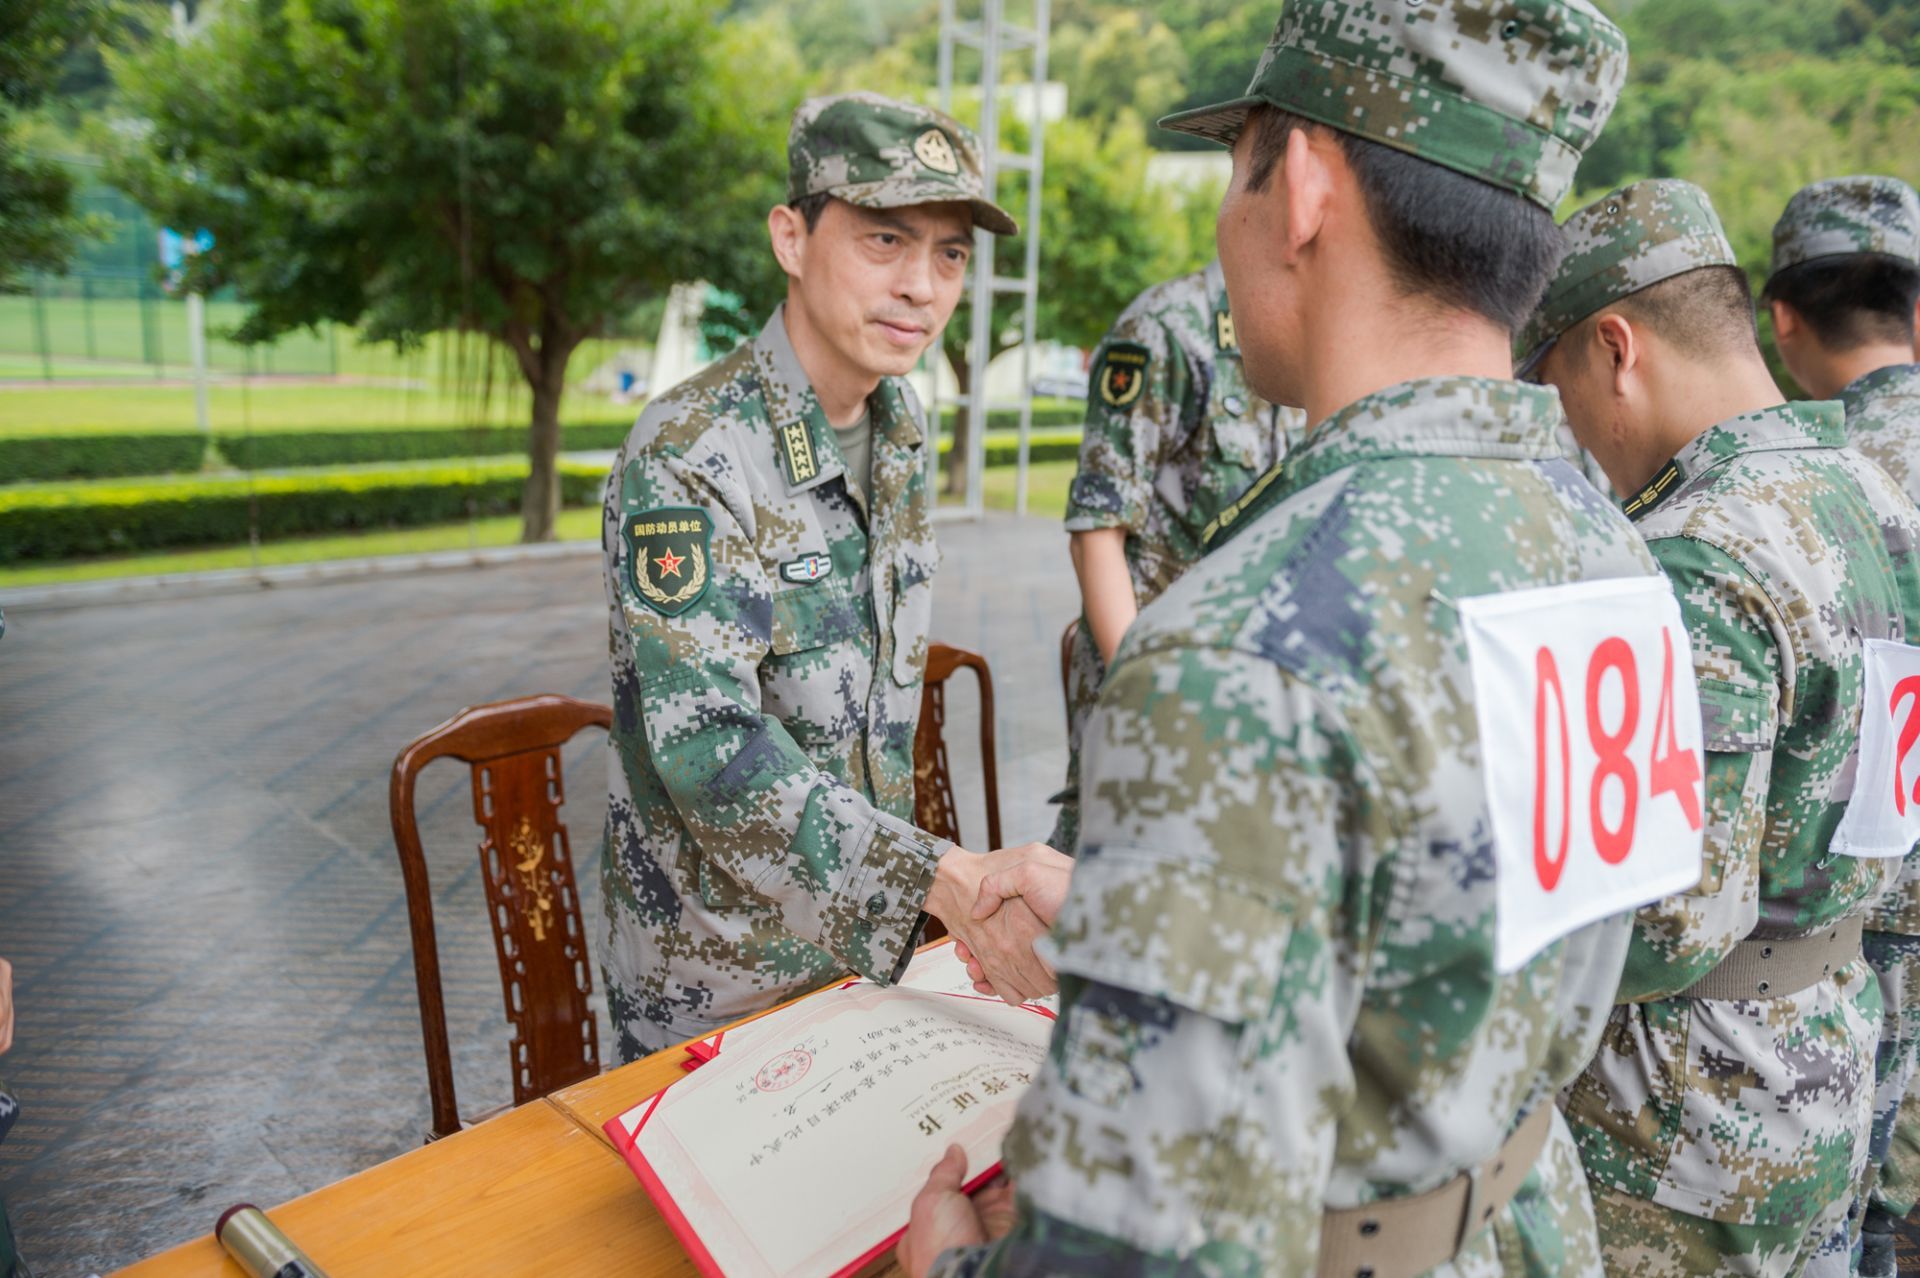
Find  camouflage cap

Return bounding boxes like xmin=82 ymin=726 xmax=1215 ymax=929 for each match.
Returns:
xmin=1515 ymin=179 xmax=1735 ymax=377
xmin=1156 ymin=0 xmax=1628 ymax=211
xmin=1766 ymin=176 xmax=1920 ymax=281
xmin=788 ymin=91 xmax=1017 ymax=237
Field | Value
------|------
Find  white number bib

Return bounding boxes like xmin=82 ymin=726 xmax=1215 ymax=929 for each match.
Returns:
xmin=1460 ymin=577 xmax=1707 ymax=972
xmin=1831 ymin=638 xmax=1920 ymax=860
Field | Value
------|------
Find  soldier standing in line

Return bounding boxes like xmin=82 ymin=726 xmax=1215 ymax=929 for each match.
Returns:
xmin=597 ymin=92 xmax=1068 ymax=1063
xmin=1519 ymin=178 xmax=1920 ymax=1276
xmin=1049 ymin=260 xmax=1301 ymax=853
xmin=1761 ymin=175 xmax=1920 ymax=1276
xmin=900 ymin=1 xmax=1659 ymax=1273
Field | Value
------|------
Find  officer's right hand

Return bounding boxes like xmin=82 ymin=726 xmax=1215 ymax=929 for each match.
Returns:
xmin=925 ymin=844 xmax=1068 ymax=1003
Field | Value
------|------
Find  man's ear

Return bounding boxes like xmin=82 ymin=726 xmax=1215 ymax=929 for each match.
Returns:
xmin=1593 ymin=313 xmax=1639 ymax=391
xmin=1280 ymin=125 xmax=1333 ymax=264
xmin=1769 ymin=297 xmax=1801 ymax=346
xmin=768 ymin=204 xmax=807 ymax=280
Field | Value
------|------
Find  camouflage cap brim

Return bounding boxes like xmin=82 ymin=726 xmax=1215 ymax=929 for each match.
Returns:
xmin=1156 ymin=96 xmax=1266 ymax=149
xmin=834 ymin=178 xmax=1018 ymax=237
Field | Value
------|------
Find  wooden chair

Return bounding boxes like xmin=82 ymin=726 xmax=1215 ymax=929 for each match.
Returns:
xmin=389 ymin=694 xmax=612 ymax=1141
xmin=914 ymin=642 xmax=1003 ymax=853
xmin=1060 ymin=618 xmax=1080 ymax=710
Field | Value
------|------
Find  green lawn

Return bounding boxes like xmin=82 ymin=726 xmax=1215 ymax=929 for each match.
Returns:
xmin=0 ymin=461 xmax=1074 ymax=589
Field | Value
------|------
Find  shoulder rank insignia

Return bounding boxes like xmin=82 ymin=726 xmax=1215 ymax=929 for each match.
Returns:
xmin=779 ymin=553 xmax=833 ymax=585
xmin=623 ymin=507 xmax=713 ymax=616
xmin=1215 ymin=310 xmax=1236 ymax=352
xmin=779 ymin=418 xmax=820 ymax=486
xmin=1095 ymin=341 xmax=1150 ymax=409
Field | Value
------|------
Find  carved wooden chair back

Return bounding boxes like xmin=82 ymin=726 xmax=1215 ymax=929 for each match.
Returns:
xmin=913 ymin=642 xmax=1004 ymax=853
xmin=389 ymin=694 xmax=611 ymax=1139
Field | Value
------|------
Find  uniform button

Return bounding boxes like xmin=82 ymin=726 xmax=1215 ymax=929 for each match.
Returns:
xmin=865 ymin=892 xmax=888 ymax=917
xmin=1758 ymin=980 xmax=1771 ymax=994
xmin=1358 ymin=1220 xmax=1379 ymax=1237
xmin=1222 ymin=394 xmax=1246 ymax=415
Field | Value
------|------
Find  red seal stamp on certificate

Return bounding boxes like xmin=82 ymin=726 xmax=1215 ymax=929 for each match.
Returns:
xmin=754 ymin=1049 xmax=812 ymax=1093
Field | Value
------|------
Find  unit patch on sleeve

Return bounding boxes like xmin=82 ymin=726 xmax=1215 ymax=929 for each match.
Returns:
xmin=779 ymin=553 xmax=834 ymax=585
xmin=1095 ymin=342 xmax=1150 ymax=409
xmin=623 ymin=507 xmax=713 ymax=617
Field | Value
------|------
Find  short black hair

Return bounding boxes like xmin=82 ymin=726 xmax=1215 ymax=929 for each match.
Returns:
xmin=1243 ymin=105 xmax=1564 ymax=333
xmin=790 ymin=191 xmax=832 ymax=233
xmin=1558 ymin=265 xmax=1759 ymax=374
xmin=1763 ymin=253 xmax=1920 ymax=351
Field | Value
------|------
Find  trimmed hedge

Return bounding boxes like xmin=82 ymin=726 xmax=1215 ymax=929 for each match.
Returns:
xmin=216 ymin=421 xmax=635 ymax=470
xmin=937 ymin=403 xmax=1084 ymax=433
xmin=3 ymin=406 xmax=1086 ymax=483
xmin=0 ymin=459 xmax=609 ymax=564
xmin=938 ymin=427 xmax=1084 ymax=466
xmin=0 ymin=433 xmax=208 ymax=483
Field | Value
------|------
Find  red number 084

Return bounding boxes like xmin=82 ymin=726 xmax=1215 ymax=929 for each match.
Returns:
xmin=1531 ymin=629 xmax=1704 ymax=891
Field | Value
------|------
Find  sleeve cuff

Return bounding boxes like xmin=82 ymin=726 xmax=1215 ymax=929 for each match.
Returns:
xmin=817 ymin=809 xmax=944 ymax=985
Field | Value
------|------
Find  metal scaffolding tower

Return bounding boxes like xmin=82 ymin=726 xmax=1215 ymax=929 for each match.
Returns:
xmin=932 ymin=0 xmax=1050 ymax=519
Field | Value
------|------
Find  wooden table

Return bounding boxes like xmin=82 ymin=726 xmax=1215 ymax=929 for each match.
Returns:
xmin=113 ymin=964 xmax=919 ymax=1277
xmin=115 ymin=1096 xmax=697 ymax=1277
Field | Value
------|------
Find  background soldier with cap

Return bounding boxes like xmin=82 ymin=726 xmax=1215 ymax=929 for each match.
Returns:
xmin=1049 ymin=260 xmax=1300 ymax=853
xmin=898 ymin=2 xmax=1653 ymax=1273
xmin=1519 ymin=178 xmax=1920 ymax=1276
xmin=598 ymin=91 xmax=1068 ymax=1063
xmin=1761 ymin=174 xmax=1920 ymax=1276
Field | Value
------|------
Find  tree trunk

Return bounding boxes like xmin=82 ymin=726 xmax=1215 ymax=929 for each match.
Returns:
xmin=943 ymin=347 xmax=971 ymax=497
xmin=520 ymin=341 xmax=575 ymax=543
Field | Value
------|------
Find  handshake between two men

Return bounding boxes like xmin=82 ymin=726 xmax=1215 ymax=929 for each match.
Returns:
xmin=923 ymin=844 xmax=1076 ymax=1003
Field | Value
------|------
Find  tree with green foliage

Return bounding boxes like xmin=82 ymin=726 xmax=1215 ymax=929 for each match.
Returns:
xmin=109 ymin=0 xmax=799 ymax=541
xmin=937 ymin=111 xmax=1211 ymax=491
xmin=0 ymin=0 xmax=108 ymax=291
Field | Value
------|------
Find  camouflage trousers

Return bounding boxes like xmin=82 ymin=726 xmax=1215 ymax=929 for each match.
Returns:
xmin=1046 ymin=617 xmax=1104 ymax=855
xmin=1861 ymin=931 xmax=1920 ymax=1215
xmin=1588 ymin=1188 xmax=1831 ymax=1277
xmin=1567 ymin=958 xmax=1881 ymax=1271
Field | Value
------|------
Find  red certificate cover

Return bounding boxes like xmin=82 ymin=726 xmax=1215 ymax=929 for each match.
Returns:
xmin=605 ymin=945 xmax=1055 ymax=1278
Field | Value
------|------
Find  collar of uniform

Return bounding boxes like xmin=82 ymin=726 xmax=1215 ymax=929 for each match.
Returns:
xmin=754 ymin=307 xmax=923 ymax=495
xmin=1840 ymin=363 xmax=1920 ymax=419
xmin=1626 ymin=399 xmax=1846 ymax=521
xmin=1288 ymin=376 xmax=1565 ymax=486
xmin=1204 ymin=258 xmax=1235 ymax=354
xmin=1203 ymin=377 xmax=1559 ymax=552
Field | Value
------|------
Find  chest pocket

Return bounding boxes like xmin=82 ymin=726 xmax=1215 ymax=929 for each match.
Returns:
xmin=763 ymin=580 xmax=871 ymax=747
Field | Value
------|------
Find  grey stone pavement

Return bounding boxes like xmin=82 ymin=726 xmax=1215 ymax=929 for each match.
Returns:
xmin=0 ymin=512 xmax=1074 ymax=1276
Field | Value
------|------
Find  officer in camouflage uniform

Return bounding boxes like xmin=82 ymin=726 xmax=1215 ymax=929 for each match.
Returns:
xmin=1049 ymin=261 xmax=1301 ymax=852
xmin=597 ymin=92 xmax=1064 ymax=1062
xmin=1762 ymin=175 xmax=1920 ymax=1275
xmin=1518 ymin=178 xmax=1920 ymax=1276
xmin=899 ymin=2 xmax=1649 ymax=1274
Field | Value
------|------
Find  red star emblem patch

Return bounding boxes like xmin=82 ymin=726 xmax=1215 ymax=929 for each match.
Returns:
xmin=653 ymin=547 xmax=686 ymax=578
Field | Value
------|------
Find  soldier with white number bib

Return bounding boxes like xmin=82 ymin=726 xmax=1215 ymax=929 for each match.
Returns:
xmin=898 ymin=3 xmax=1677 ymax=1274
xmin=1518 ymin=179 xmax=1920 ymax=1276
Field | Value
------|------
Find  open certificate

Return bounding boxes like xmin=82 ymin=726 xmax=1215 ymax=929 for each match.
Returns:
xmin=606 ymin=944 xmax=1057 ymax=1278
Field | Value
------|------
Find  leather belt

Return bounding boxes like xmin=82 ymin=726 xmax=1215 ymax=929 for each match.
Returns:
xmin=1316 ymin=1105 xmax=1553 ymax=1278
xmin=1680 ymin=915 xmax=1863 ymax=1001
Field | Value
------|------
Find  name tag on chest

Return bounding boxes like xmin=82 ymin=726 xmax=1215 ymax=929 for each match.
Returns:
xmin=1831 ymin=638 xmax=1920 ymax=860
xmin=1460 ymin=577 xmax=1707 ymax=972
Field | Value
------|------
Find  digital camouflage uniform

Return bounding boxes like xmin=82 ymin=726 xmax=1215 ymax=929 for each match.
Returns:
xmin=934 ymin=2 xmax=1639 ymax=1273
xmin=1767 ymin=174 xmax=1920 ymax=1271
xmin=598 ymin=93 xmax=1015 ymax=1062
xmin=1523 ymin=179 xmax=1920 ymax=1277
xmin=1050 ymin=260 xmax=1300 ymax=853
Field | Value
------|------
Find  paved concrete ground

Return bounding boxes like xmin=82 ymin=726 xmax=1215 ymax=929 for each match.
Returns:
xmin=0 ymin=512 xmax=1073 ymax=1275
